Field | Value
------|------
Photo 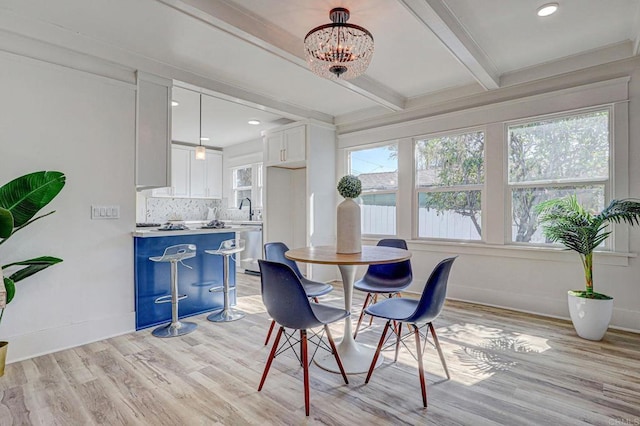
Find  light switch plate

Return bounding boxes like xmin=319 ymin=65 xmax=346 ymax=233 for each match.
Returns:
xmin=91 ymin=205 xmax=120 ymax=219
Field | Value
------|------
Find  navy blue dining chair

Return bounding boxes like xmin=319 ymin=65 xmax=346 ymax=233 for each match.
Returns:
xmin=364 ymin=256 xmax=457 ymax=408
xmin=258 ymin=260 xmax=349 ymax=417
xmin=263 ymin=242 xmax=334 ymax=345
xmin=353 ymin=239 xmax=413 ymax=339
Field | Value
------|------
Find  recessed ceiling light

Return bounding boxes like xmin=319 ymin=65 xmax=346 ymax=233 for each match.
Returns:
xmin=200 ymin=137 xmax=210 ymax=141
xmin=171 ymin=100 xmax=179 ymax=107
xmin=537 ymin=3 xmax=558 ymax=17
xmin=248 ymin=119 xmax=261 ymax=125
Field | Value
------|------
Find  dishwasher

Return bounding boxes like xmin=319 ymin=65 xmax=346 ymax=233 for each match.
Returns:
xmin=236 ymin=223 xmax=263 ymax=275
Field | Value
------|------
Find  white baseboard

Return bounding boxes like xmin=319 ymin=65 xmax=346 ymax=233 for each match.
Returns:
xmin=5 ymin=313 xmax=135 ymax=364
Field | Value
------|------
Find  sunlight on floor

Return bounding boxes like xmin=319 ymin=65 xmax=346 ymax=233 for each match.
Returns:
xmin=237 ymin=291 xmax=552 ymax=388
xmin=440 ymin=323 xmax=551 ymax=385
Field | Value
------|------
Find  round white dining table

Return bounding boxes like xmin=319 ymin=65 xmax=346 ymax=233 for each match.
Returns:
xmin=286 ymin=245 xmax=411 ymax=374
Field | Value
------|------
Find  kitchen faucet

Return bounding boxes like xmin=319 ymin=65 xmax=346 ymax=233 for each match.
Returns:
xmin=238 ymin=197 xmax=253 ymax=221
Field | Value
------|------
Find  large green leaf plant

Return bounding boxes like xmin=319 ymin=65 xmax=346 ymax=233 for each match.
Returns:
xmin=0 ymin=171 xmax=66 ymax=327
xmin=535 ymin=195 xmax=640 ymax=299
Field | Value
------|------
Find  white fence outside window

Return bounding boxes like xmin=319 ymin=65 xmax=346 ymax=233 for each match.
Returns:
xmin=361 ymin=204 xmax=481 ymax=240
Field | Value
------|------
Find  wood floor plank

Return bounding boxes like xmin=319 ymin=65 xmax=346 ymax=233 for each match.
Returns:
xmin=1 ymin=273 xmax=639 ymax=425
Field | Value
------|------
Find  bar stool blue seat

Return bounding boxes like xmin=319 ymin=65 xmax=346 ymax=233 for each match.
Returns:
xmin=205 ymin=238 xmax=246 ymax=322
xmin=149 ymin=243 xmax=198 ymax=338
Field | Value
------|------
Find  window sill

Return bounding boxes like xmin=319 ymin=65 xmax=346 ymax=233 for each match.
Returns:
xmin=362 ymin=237 xmax=635 ymax=266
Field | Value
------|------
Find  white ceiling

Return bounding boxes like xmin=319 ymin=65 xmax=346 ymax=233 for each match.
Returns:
xmin=1 ymin=0 xmax=639 ymax=147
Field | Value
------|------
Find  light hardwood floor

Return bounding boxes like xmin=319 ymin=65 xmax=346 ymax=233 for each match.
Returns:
xmin=1 ymin=273 xmax=639 ymax=425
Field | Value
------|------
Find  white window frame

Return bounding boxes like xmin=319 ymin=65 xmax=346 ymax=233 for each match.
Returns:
xmin=232 ymin=162 xmax=263 ymax=209
xmin=338 ymin=78 xmax=630 ymax=262
xmin=347 ymin=142 xmax=399 ymax=237
xmin=505 ymin=106 xmax=612 ymax=247
xmin=413 ymin=127 xmax=486 ymax=242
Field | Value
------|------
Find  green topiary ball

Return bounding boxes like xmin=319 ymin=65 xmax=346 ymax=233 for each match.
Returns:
xmin=337 ymin=175 xmax=362 ymax=199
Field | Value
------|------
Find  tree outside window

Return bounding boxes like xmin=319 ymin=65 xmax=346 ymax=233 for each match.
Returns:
xmin=508 ymin=109 xmax=610 ymax=243
xmin=415 ymin=131 xmax=484 ymax=240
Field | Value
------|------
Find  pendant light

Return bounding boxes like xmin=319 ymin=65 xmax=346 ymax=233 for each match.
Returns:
xmin=195 ymin=93 xmax=206 ymax=160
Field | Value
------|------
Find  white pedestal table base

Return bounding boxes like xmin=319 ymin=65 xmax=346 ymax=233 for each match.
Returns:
xmin=314 ymin=265 xmax=384 ymax=374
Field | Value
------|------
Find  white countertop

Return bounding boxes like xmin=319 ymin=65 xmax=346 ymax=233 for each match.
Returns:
xmin=132 ymin=224 xmax=260 ymax=238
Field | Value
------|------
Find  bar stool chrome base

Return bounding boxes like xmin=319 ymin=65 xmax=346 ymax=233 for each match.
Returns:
xmin=207 ymin=307 xmax=245 ymax=322
xmin=149 ymin=244 xmax=198 ymax=339
xmin=205 ymin=238 xmax=246 ymax=324
xmin=152 ymin=320 xmax=198 ymax=337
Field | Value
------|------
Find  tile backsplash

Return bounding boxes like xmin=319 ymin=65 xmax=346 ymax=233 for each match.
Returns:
xmin=143 ymin=197 xmax=262 ymax=223
xmin=145 ymin=198 xmax=222 ymax=222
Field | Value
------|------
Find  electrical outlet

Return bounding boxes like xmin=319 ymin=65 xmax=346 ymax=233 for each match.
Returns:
xmin=91 ymin=205 xmax=120 ymax=219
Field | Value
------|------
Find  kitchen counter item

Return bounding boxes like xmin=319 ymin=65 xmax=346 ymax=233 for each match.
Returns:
xmin=159 ymin=223 xmax=189 ymax=231
xmin=202 ymin=219 xmax=226 ymax=229
xmin=136 ymin=222 xmax=162 ymax=228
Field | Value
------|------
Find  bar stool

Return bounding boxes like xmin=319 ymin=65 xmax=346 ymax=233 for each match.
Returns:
xmin=149 ymin=243 xmax=198 ymax=338
xmin=205 ymin=238 xmax=246 ymax=322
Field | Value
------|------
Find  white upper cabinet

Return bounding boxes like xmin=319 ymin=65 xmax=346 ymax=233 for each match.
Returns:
xmin=152 ymin=146 xmax=222 ymax=198
xmin=189 ymin=149 xmax=207 ymax=198
xmin=264 ymin=124 xmax=306 ymax=167
xmin=265 ymin=132 xmax=284 ymax=165
xmin=135 ymin=72 xmax=171 ymax=188
xmin=283 ymin=125 xmax=306 ymax=164
xmin=205 ymin=152 xmax=223 ymax=199
xmin=171 ymin=146 xmax=191 ymax=197
xmin=190 ymin=149 xmax=222 ymax=199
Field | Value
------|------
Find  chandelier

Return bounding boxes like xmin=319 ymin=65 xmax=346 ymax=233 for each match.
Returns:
xmin=303 ymin=8 xmax=374 ymax=80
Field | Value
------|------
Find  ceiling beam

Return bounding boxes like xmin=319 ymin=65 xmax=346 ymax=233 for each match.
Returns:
xmin=397 ymin=0 xmax=500 ymax=90
xmin=160 ymin=0 xmax=406 ymax=111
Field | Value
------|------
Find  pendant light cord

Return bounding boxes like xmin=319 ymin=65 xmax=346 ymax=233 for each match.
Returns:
xmin=199 ymin=93 xmax=202 ymax=147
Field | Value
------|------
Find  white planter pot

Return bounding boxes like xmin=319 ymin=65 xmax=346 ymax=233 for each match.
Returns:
xmin=336 ymin=198 xmax=361 ymax=254
xmin=567 ymin=291 xmax=613 ymax=341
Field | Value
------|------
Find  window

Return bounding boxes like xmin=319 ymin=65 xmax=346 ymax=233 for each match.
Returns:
xmin=349 ymin=144 xmax=398 ymax=235
xmin=233 ymin=163 xmax=263 ymax=209
xmin=508 ymin=109 xmax=610 ymax=244
xmin=415 ymin=130 xmax=484 ymax=240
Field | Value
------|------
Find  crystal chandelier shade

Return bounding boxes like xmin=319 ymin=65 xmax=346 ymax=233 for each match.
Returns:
xmin=304 ymin=8 xmax=374 ymax=80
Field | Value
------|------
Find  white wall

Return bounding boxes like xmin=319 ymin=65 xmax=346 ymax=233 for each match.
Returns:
xmin=0 ymin=52 xmax=136 ymax=362
xmin=339 ymin=62 xmax=640 ymax=332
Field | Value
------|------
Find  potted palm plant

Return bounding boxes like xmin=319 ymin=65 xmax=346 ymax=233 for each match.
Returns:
xmin=535 ymin=195 xmax=640 ymax=340
xmin=0 ymin=171 xmax=66 ymax=375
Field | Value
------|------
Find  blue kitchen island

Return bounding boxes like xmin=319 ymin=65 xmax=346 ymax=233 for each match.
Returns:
xmin=133 ymin=227 xmax=249 ymax=330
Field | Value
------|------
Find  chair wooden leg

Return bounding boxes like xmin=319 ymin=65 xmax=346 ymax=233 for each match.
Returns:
xmin=259 ymin=326 xmax=283 ymax=391
xmin=301 ymin=329 xmax=310 ymax=416
xmin=429 ymin=322 xmax=450 ymax=379
xmin=353 ymin=292 xmax=372 ymax=339
xmin=413 ymin=324 xmax=427 ymax=408
xmin=367 ymin=294 xmax=378 ymax=327
xmin=394 ymin=322 xmax=403 ymax=362
xmin=325 ymin=325 xmax=348 ymax=384
xmin=365 ymin=320 xmax=390 ymax=384
xmin=264 ymin=320 xmax=276 ymax=346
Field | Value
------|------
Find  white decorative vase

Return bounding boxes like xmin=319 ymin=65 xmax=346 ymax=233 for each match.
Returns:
xmin=336 ymin=198 xmax=361 ymax=254
xmin=567 ymin=291 xmax=613 ymax=341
